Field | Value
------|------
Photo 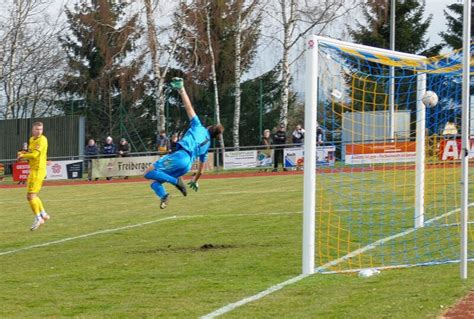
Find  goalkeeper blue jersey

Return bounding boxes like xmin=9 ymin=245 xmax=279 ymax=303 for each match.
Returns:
xmin=177 ymin=116 xmax=210 ymax=163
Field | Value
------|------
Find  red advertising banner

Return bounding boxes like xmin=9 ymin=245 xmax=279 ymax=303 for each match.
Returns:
xmin=13 ymin=162 xmax=30 ymax=182
xmin=439 ymin=138 xmax=474 ymax=161
xmin=345 ymin=142 xmax=417 ymax=164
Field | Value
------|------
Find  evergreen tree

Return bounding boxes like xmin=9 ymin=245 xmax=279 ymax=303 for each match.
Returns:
xmin=224 ymin=65 xmax=286 ymax=146
xmin=439 ymin=3 xmax=474 ymax=50
xmin=350 ymin=0 xmax=439 ymax=56
xmin=58 ymin=0 xmax=147 ymax=147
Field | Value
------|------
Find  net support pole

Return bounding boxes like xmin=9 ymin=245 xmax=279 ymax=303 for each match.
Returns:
xmin=302 ymin=35 xmax=318 ymax=275
xmin=389 ymin=0 xmax=396 ymax=140
xmin=414 ymin=73 xmax=426 ymax=229
xmin=460 ymin=0 xmax=471 ymax=280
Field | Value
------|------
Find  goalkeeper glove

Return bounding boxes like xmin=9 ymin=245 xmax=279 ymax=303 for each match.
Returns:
xmin=188 ymin=180 xmax=199 ymax=192
xmin=170 ymin=77 xmax=184 ymax=90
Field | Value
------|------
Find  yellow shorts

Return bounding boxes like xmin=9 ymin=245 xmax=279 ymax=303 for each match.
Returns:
xmin=27 ymin=169 xmax=46 ymax=193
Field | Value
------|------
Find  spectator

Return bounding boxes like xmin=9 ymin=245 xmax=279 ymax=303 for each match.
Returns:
xmin=292 ymin=124 xmax=305 ymax=145
xmin=169 ymin=133 xmax=179 ymax=153
xmin=118 ymin=138 xmax=130 ymax=157
xmin=259 ymin=129 xmax=272 ymax=171
xmin=118 ymin=138 xmax=130 ymax=179
xmin=261 ymin=129 xmax=271 ymax=148
xmin=272 ymin=123 xmax=287 ymax=172
xmin=102 ymin=136 xmax=116 ymax=157
xmin=102 ymin=136 xmax=116 ymax=180
xmin=85 ymin=138 xmax=99 ymax=181
xmin=317 ymin=123 xmax=324 ymax=146
xmin=157 ymin=130 xmax=170 ymax=154
xmin=442 ymin=121 xmax=458 ymax=139
xmin=16 ymin=142 xmax=29 ymax=184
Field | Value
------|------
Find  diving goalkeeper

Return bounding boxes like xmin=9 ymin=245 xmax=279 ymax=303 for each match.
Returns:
xmin=17 ymin=122 xmax=50 ymax=230
xmin=144 ymin=78 xmax=224 ymax=209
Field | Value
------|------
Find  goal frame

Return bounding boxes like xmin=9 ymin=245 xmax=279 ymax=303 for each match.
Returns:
xmin=302 ymin=35 xmax=429 ymax=275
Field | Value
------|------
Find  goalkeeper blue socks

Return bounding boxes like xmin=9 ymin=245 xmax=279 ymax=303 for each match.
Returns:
xmin=150 ymin=181 xmax=167 ymax=199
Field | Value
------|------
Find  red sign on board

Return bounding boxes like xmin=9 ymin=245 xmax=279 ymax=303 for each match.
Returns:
xmin=13 ymin=162 xmax=30 ymax=182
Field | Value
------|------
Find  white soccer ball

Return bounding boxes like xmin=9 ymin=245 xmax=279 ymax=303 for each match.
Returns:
xmin=422 ymin=91 xmax=438 ymax=107
xmin=331 ymin=88 xmax=342 ymax=100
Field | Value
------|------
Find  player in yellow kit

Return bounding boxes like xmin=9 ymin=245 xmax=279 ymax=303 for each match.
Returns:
xmin=17 ymin=122 xmax=50 ymax=230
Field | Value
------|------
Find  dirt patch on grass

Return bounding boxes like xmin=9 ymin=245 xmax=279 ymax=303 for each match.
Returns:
xmin=131 ymin=243 xmax=237 ymax=254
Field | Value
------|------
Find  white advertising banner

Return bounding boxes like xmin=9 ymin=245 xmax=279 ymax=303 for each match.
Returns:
xmin=317 ymin=146 xmax=336 ymax=166
xmin=284 ymin=147 xmax=304 ymax=168
xmin=284 ymin=146 xmax=336 ymax=168
xmin=223 ymin=150 xmax=258 ymax=169
xmin=257 ymin=149 xmax=273 ymax=167
xmin=92 ymin=155 xmax=160 ymax=178
xmin=46 ymin=160 xmax=83 ymax=180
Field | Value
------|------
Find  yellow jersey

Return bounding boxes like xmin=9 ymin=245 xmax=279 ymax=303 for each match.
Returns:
xmin=22 ymin=135 xmax=48 ymax=171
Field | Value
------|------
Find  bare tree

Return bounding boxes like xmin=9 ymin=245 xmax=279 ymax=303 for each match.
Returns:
xmin=0 ymin=0 xmax=66 ymax=119
xmin=265 ymin=0 xmax=359 ymax=128
xmin=204 ymin=1 xmax=223 ymax=148
xmin=230 ymin=0 xmax=262 ymax=148
xmin=143 ymin=0 xmax=185 ymax=133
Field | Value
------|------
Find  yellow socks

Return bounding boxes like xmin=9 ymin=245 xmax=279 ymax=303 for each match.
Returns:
xmin=28 ymin=197 xmax=42 ymax=216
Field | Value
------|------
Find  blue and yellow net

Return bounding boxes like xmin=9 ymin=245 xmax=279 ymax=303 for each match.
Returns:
xmin=314 ymin=39 xmax=474 ymax=273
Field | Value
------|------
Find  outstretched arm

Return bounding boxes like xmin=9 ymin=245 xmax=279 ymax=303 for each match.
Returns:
xmin=171 ymin=78 xmax=196 ymax=120
xmin=179 ymin=88 xmax=196 ymax=120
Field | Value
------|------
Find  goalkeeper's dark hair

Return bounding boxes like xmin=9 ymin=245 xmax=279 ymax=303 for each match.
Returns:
xmin=208 ymin=124 xmax=224 ymax=139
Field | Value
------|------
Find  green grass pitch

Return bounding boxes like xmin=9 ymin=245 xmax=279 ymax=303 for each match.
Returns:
xmin=1 ymin=174 xmax=474 ymax=318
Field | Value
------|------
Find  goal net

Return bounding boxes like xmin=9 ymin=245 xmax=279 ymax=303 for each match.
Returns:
xmin=305 ymin=36 xmax=473 ymax=274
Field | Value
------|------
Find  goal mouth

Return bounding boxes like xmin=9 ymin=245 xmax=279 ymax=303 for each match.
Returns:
xmin=304 ymin=36 xmax=473 ymax=274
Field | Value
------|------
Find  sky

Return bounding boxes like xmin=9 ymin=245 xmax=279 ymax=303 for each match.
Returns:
xmin=1 ymin=0 xmax=464 ymax=92
xmin=424 ymin=0 xmax=460 ymax=49
xmin=292 ymin=0 xmax=463 ymax=92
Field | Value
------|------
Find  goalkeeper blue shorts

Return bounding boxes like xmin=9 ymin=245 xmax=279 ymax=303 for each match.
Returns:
xmin=153 ymin=149 xmax=192 ymax=178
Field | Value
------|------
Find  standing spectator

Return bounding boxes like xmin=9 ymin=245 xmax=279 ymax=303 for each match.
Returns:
xmin=16 ymin=142 xmax=29 ymax=184
xmin=156 ymin=130 xmax=170 ymax=154
xmin=259 ymin=129 xmax=272 ymax=170
xmin=292 ymin=124 xmax=305 ymax=145
xmin=272 ymin=123 xmax=287 ymax=172
xmin=169 ymin=133 xmax=179 ymax=153
xmin=261 ymin=129 xmax=271 ymax=148
xmin=317 ymin=122 xmax=324 ymax=146
xmin=102 ymin=136 xmax=116 ymax=157
xmin=85 ymin=138 xmax=99 ymax=181
xmin=102 ymin=136 xmax=116 ymax=180
xmin=118 ymin=138 xmax=130 ymax=179
xmin=118 ymin=138 xmax=130 ymax=157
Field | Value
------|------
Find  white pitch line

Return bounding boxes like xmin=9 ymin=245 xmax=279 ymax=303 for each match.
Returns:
xmin=0 ymin=216 xmax=177 ymax=257
xmin=200 ymin=274 xmax=309 ymax=319
xmin=0 ymin=211 xmax=300 ymax=257
xmin=317 ymin=203 xmax=474 ymax=271
xmin=201 ymin=204 xmax=474 ymax=318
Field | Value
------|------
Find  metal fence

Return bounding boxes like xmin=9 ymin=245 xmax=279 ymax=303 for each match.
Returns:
xmin=0 ymin=116 xmax=85 ymax=173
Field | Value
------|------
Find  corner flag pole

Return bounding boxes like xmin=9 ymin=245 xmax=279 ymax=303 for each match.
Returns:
xmin=460 ymin=0 xmax=471 ymax=280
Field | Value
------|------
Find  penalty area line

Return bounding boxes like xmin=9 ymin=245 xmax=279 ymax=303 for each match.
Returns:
xmin=0 ymin=216 xmax=177 ymax=257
